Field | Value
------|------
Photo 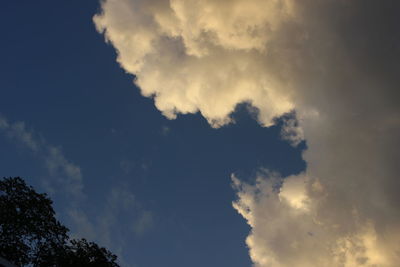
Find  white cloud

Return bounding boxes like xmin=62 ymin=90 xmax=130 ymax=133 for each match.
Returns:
xmin=94 ymin=0 xmax=296 ymax=127
xmin=95 ymin=0 xmax=400 ymax=266
xmin=233 ymin=171 xmax=400 ymax=267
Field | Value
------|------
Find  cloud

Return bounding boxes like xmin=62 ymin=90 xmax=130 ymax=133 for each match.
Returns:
xmin=233 ymin=172 xmax=400 ymax=267
xmin=68 ymin=183 xmax=153 ymax=267
xmin=278 ymin=112 xmax=304 ymax=147
xmin=95 ymin=0 xmax=400 ymax=266
xmin=0 ymin=114 xmax=83 ymax=199
xmin=93 ymin=0 xmax=296 ymax=127
xmin=0 ymin=115 xmax=153 ymax=267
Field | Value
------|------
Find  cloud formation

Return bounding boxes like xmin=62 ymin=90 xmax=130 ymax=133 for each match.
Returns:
xmin=95 ymin=0 xmax=400 ymax=266
xmin=94 ymin=0 xmax=297 ymax=127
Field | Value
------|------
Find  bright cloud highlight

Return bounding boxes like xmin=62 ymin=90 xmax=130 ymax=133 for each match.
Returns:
xmin=94 ymin=0 xmax=400 ymax=266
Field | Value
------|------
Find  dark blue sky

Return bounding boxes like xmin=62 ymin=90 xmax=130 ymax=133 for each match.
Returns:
xmin=0 ymin=1 xmax=305 ymax=266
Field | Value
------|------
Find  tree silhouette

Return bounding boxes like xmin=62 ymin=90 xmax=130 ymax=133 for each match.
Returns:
xmin=55 ymin=239 xmax=118 ymax=266
xmin=0 ymin=177 xmax=119 ymax=266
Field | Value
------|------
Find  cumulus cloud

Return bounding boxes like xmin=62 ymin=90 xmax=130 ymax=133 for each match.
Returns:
xmin=233 ymin=171 xmax=400 ymax=267
xmin=95 ymin=0 xmax=400 ymax=266
xmin=94 ymin=0 xmax=297 ymax=127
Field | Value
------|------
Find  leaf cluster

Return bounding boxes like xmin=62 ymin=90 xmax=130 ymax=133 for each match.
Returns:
xmin=0 ymin=177 xmax=119 ymax=266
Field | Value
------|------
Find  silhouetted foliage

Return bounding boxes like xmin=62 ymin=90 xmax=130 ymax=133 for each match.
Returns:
xmin=56 ymin=239 xmax=118 ymax=267
xmin=0 ymin=177 xmax=119 ymax=266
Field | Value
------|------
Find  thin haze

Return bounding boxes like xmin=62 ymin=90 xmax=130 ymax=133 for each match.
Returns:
xmin=94 ymin=0 xmax=400 ymax=266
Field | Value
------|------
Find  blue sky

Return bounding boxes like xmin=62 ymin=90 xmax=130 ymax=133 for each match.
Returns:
xmin=3 ymin=1 xmax=400 ymax=266
xmin=0 ymin=1 xmax=306 ymax=266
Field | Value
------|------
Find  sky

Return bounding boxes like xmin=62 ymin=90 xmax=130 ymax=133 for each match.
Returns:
xmin=1 ymin=1 xmax=399 ymax=267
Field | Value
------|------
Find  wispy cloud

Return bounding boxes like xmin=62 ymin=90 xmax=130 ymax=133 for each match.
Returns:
xmin=68 ymin=183 xmax=154 ymax=267
xmin=0 ymin=114 xmax=83 ymax=200
xmin=0 ymin=114 xmax=153 ymax=266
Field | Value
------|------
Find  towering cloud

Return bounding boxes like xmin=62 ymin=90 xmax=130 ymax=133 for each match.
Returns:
xmin=94 ymin=0 xmax=400 ymax=266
